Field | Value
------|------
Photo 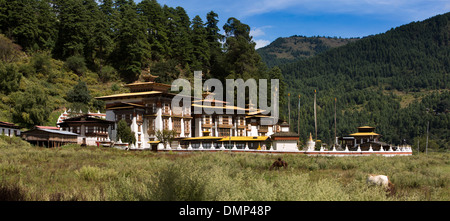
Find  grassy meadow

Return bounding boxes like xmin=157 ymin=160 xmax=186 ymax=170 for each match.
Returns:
xmin=0 ymin=136 xmax=449 ymax=201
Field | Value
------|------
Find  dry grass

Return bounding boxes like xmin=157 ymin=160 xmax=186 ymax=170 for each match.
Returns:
xmin=0 ymin=137 xmax=448 ymax=201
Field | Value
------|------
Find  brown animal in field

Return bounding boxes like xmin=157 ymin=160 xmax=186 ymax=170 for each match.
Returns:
xmin=366 ymin=174 xmax=396 ymax=196
xmin=269 ymin=158 xmax=288 ymax=170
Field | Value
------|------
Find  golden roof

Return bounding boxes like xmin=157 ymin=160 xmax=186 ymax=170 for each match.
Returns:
xmin=357 ymin=126 xmax=375 ymax=129
xmin=124 ymin=82 xmax=171 ymax=87
xmin=192 ymin=104 xmax=247 ymax=111
xmin=179 ymin=136 xmax=269 ymax=142
xmin=219 ymin=136 xmax=269 ymax=142
xmin=182 ymin=136 xmax=223 ymax=141
xmin=95 ymin=91 xmax=162 ymax=100
xmin=349 ymin=132 xmax=380 ymax=136
xmin=192 ymin=99 xmax=229 ymax=104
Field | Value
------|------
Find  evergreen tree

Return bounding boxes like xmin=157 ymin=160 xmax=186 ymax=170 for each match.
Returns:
xmin=0 ymin=0 xmax=40 ymax=51
xmin=223 ymin=17 xmax=263 ymax=80
xmin=138 ymin=0 xmax=168 ymax=61
xmin=165 ymin=6 xmax=193 ymax=66
xmin=205 ymin=11 xmax=225 ymax=79
xmin=82 ymin=0 xmax=108 ymax=70
xmin=205 ymin=11 xmax=223 ymax=50
xmin=66 ymin=81 xmax=91 ymax=104
xmin=35 ymin=0 xmax=58 ymax=51
xmin=191 ymin=15 xmax=210 ymax=72
xmin=53 ymin=0 xmax=85 ymax=59
xmin=66 ymin=80 xmax=91 ymax=113
xmin=97 ymin=0 xmax=118 ymax=70
xmin=111 ymin=0 xmax=151 ymax=82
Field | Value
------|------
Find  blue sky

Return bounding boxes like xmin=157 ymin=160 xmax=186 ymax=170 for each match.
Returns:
xmin=137 ymin=0 xmax=450 ymax=49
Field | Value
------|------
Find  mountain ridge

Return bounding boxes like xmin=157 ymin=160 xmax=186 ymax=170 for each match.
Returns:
xmin=257 ymin=35 xmax=359 ymax=68
xmin=269 ymin=12 xmax=449 ymax=149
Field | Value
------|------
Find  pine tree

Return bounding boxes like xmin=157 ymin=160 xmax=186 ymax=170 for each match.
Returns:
xmin=165 ymin=6 xmax=193 ymax=66
xmin=205 ymin=11 xmax=223 ymax=50
xmin=205 ymin=11 xmax=225 ymax=80
xmin=0 ymin=0 xmax=40 ymax=51
xmin=138 ymin=0 xmax=168 ymax=61
xmin=53 ymin=0 xmax=96 ymax=59
xmin=66 ymin=81 xmax=91 ymax=104
xmin=111 ymin=0 xmax=151 ymax=82
xmin=191 ymin=15 xmax=210 ymax=72
xmin=223 ymin=17 xmax=264 ymax=80
xmin=35 ymin=0 xmax=58 ymax=51
xmin=97 ymin=0 xmax=118 ymax=70
xmin=66 ymin=80 xmax=92 ymax=113
xmin=83 ymin=0 xmax=108 ymax=70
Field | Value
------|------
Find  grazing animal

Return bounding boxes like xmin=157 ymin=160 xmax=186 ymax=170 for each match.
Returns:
xmin=367 ymin=174 xmax=396 ymax=196
xmin=270 ymin=158 xmax=288 ymax=170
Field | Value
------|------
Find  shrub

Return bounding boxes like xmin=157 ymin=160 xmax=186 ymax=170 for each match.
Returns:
xmin=111 ymin=83 xmax=120 ymax=92
xmin=65 ymin=55 xmax=86 ymax=75
xmin=99 ymin=65 xmax=118 ymax=83
xmin=31 ymin=52 xmax=52 ymax=75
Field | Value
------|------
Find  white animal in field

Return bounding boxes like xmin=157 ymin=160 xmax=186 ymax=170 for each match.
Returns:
xmin=367 ymin=174 xmax=396 ymax=195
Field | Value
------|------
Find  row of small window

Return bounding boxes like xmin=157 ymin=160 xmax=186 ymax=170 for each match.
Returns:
xmin=63 ymin=126 xmax=108 ymax=134
xmin=215 ymin=128 xmax=245 ymax=137
xmin=203 ymin=116 xmax=246 ymax=125
xmin=149 ymin=103 xmax=191 ymax=115
xmin=147 ymin=119 xmax=190 ymax=134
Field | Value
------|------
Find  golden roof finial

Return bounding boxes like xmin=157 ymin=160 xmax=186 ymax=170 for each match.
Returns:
xmin=141 ymin=67 xmax=158 ymax=82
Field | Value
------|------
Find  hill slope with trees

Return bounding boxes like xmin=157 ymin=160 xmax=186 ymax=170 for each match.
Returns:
xmin=276 ymin=12 xmax=449 ymax=150
xmin=257 ymin=35 xmax=359 ymax=68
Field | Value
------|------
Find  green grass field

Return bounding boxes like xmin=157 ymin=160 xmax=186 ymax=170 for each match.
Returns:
xmin=0 ymin=136 xmax=448 ymax=201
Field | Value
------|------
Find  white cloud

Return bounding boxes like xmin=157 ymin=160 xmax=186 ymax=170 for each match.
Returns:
xmin=250 ymin=26 xmax=272 ymax=37
xmin=254 ymin=39 xmax=271 ymax=49
xmin=250 ymin=28 xmax=265 ymax=37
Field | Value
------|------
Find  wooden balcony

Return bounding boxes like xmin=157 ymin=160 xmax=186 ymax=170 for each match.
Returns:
xmin=202 ymin=123 xmax=213 ymax=128
xmin=258 ymin=126 xmax=268 ymax=133
xmin=218 ymin=124 xmax=233 ymax=128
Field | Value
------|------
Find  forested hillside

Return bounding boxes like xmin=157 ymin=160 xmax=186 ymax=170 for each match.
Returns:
xmin=0 ymin=0 xmax=286 ymax=128
xmin=278 ymin=13 xmax=449 ymax=150
xmin=257 ymin=35 xmax=359 ymax=68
